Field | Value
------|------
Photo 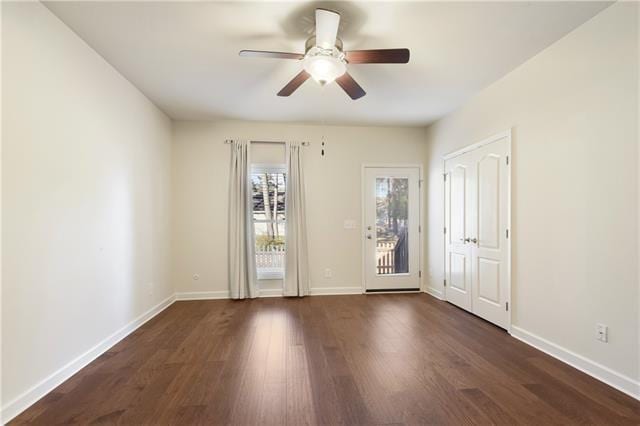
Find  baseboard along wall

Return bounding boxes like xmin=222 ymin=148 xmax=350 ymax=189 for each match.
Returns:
xmin=1 ymin=294 xmax=176 ymax=424
xmin=4 ymin=290 xmax=638 ymax=424
xmin=510 ymin=326 xmax=639 ymax=401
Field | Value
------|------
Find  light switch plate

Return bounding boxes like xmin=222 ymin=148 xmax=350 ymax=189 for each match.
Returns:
xmin=343 ymin=219 xmax=356 ymax=229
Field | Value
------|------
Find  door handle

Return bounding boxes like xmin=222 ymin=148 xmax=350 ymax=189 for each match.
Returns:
xmin=470 ymin=238 xmax=478 ymax=244
xmin=367 ymin=235 xmax=372 ymax=240
xmin=464 ymin=238 xmax=478 ymax=244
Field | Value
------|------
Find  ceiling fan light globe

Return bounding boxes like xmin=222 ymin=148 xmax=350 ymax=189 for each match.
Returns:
xmin=303 ymin=54 xmax=346 ymax=86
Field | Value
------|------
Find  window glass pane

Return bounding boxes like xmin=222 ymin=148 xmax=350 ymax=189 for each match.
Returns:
xmin=376 ymin=177 xmax=409 ymax=275
xmin=255 ymin=222 xmax=285 ymax=249
xmin=252 ymin=169 xmax=286 ymax=278
xmin=255 ymin=222 xmax=285 ymax=277
xmin=252 ymin=172 xmax=286 ymax=221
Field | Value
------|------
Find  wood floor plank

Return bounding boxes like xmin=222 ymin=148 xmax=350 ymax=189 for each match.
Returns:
xmin=10 ymin=294 xmax=640 ymax=425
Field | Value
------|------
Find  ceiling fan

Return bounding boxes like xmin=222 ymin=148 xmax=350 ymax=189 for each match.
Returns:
xmin=239 ymin=8 xmax=410 ymax=100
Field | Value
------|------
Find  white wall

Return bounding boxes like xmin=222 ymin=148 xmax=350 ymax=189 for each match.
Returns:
xmin=425 ymin=2 xmax=638 ymax=388
xmin=171 ymin=120 xmax=427 ymax=296
xmin=1 ymin=2 xmax=173 ymax=419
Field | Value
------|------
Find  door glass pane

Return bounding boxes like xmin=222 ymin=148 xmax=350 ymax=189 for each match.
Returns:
xmin=376 ymin=177 xmax=409 ymax=275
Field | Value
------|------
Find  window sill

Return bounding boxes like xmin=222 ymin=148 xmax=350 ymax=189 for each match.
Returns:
xmin=257 ymin=271 xmax=284 ymax=280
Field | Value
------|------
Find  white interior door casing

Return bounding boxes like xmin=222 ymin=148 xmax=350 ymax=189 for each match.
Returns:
xmin=444 ymin=133 xmax=511 ymax=330
xmin=363 ymin=167 xmax=420 ymax=291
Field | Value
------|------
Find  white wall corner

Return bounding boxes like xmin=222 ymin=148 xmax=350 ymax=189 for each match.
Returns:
xmin=424 ymin=285 xmax=444 ymax=300
xmin=0 ymin=294 xmax=176 ymax=424
xmin=511 ymin=325 xmax=640 ymax=401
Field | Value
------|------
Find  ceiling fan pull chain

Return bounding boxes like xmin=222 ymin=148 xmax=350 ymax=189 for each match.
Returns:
xmin=321 ymin=119 xmax=326 ymax=158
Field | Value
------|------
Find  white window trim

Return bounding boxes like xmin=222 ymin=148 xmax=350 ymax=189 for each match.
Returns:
xmin=252 ymin=163 xmax=286 ymax=174
xmin=252 ymin=164 xmax=286 ymax=281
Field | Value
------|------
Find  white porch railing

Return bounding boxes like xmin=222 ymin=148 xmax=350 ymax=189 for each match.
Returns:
xmin=256 ymin=245 xmax=285 ymax=269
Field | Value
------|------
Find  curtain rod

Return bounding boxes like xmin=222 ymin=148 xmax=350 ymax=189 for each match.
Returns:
xmin=224 ymin=139 xmax=310 ymax=146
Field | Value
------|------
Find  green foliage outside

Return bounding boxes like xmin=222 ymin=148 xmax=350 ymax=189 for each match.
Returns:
xmin=256 ymin=234 xmax=285 ymax=249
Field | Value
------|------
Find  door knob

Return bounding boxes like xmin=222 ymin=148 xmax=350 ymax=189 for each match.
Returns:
xmin=464 ymin=237 xmax=478 ymax=244
xmin=367 ymin=235 xmax=372 ymax=240
xmin=470 ymin=238 xmax=478 ymax=244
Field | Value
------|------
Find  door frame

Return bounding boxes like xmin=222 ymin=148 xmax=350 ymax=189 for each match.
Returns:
xmin=442 ymin=129 xmax=512 ymax=333
xmin=361 ymin=164 xmax=424 ymax=294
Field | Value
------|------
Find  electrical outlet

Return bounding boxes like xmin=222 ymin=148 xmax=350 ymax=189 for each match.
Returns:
xmin=324 ymin=268 xmax=333 ymax=279
xmin=596 ymin=323 xmax=608 ymax=343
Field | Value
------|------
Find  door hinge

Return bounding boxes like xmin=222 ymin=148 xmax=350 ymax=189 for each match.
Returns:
xmin=506 ymin=229 xmax=509 ymax=239
xmin=419 ymin=180 xmax=422 ymax=188
xmin=419 ymin=225 xmax=422 ymax=233
xmin=419 ymin=271 xmax=422 ymax=278
xmin=444 ymin=279 xmax=447 ymax=287
xmin=506 ymin=155 xmax=509 ymax=166
xmin=506 ymin=302 xmax=509 ymax=311
xmin=443 ymin=173 xmax=447 ymax=181
xmin=444 ymin=226 xmax=447 ymax=234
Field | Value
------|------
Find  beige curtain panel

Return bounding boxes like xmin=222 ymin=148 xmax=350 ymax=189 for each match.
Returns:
xmin=284 ymin=141 xmax=310 ymax=297
xmin=228 ymin=140 xmax=258 ymax=299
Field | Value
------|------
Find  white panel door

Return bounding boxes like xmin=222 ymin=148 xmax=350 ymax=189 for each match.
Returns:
xmin=444 ymin=133 xmax=510 ymax=330
xmin=364 ymin=167 xmax=420 ymax=291
xmin=444 ymin=154 xmax=473 ymax=311
xmin=471 ymin=139 xmax=510 ymax=328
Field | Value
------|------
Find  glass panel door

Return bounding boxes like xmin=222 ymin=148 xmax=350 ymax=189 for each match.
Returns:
xmin=364 ymin=167 xmax=420 ymax=291
xmin=375 ymin=177 xmax=409 ymax=275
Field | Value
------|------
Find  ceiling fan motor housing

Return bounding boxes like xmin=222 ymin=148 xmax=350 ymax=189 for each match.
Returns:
xmin=303 ymin=37 xmax=347 ymax=85
xmin=305 ymin=36 xmax=343 ymax=54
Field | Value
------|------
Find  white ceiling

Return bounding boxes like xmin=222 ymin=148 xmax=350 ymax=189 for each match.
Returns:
xmin=45 ymin=1 xmax=611 ymax=126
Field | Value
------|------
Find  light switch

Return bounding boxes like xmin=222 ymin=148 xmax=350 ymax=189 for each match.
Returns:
xmin=343 ymin=220 xmax=357 ymax=229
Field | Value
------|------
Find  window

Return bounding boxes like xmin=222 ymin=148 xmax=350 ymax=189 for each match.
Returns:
xmin=251 ymin=165 xmax=286 ymax=279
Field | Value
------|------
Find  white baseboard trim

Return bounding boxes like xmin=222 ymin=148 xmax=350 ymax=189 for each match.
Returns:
xmin=424 ymin=286 xmax=444 ymax=300
xmin=175 ymin=287 xmax=364 ymax=300
xmin=309 ymin=286 xmax=363 ymax=296
xmin=258 ymin=288 xmax=284 ymax=298
xmin=175 ymin=290 xmax=229 ymax=300
xmin=511 ymin=325 xmax=640 ymax=401
xmin=0 ymin=294 xmax=176 ymax=424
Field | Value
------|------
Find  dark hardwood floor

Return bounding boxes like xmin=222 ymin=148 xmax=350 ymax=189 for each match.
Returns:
xmin=11 ymin=294 xmax=640 ymax=425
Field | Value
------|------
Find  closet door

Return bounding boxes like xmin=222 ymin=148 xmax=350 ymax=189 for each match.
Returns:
xmin=444 ymin=152 xmax=474 ymax=311
xmin=444 ymin=133 xmax=511 ymax=330
xmin=471 ymin=139 xmax=510 ymax=329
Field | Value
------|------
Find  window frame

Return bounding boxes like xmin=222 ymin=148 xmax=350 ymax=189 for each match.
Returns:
xmin=251 ymin=164 xmax=286 ymax=280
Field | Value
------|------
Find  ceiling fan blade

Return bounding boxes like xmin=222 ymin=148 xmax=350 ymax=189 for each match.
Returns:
xmin=277 ymin=70 xmax=311 ymax=97
xmin=345 ymin=49 xmax=410 ymax=64
xmin=315 ymin=8 xmax=340 ymax=49
xmin=335 ymin=72 xmax=366 ymax=100
xmin=239 ymin=50 xmax=304 ymax=60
